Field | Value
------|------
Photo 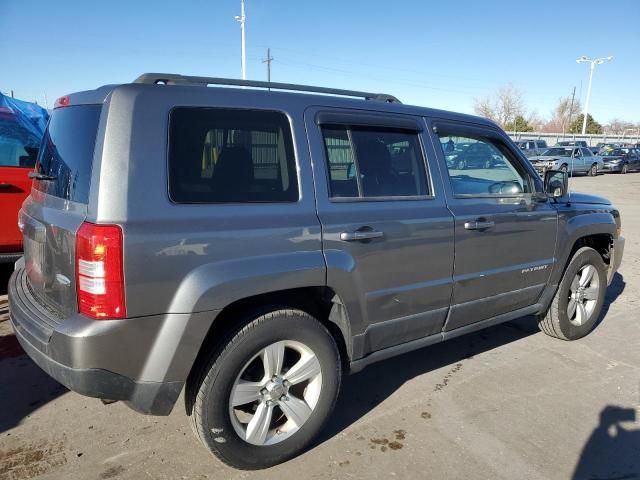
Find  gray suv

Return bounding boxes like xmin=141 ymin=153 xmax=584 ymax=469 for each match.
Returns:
xmin=9 ymin=74 xmax=625 ymax=469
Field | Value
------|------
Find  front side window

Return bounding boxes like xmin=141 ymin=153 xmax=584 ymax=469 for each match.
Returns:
xmin=437 ymin=132 xmax=531 ymax=197
xmin=321 ymin=125 xmax=428 ymax=199
xmin=169 ymin=108 xmax=298 ymax=203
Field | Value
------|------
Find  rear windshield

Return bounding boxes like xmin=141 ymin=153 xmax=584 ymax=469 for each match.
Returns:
xmin=35 ymin=105 xmax=101 ymax=204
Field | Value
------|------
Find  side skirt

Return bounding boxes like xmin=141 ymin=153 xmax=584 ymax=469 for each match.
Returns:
xmin=348 ymin=303 xmax=541 ymax=374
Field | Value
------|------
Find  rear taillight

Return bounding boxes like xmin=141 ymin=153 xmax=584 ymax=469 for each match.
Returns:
xmin=76 ymin=222 xmax=126 ymax=319
xmin=54 ymin=95 xmax=71 ymax=108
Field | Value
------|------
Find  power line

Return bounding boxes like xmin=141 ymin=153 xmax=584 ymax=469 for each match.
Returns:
xmin=262 ymin=47 xmax=274 ymax=83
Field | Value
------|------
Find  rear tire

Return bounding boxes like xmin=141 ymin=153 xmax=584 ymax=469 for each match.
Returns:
xmin=538 ymin=247 xmax=607 ymax=340
xmin=588 ymin=163 xmax=598 ymax=177
xmin=189 ymin=308 xmax=341 ymax=470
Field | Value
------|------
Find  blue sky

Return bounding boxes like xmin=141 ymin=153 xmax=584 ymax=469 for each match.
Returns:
xmin=2 ymin=0 xmax=639 ymax=123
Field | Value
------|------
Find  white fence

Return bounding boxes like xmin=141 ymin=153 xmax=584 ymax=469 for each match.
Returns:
xmin=508 ymin=132 xmax=640 ymax=147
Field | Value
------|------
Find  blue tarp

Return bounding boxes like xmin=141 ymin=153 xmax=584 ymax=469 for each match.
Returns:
xmin=0 ymin=93 xmax=49 ymax=164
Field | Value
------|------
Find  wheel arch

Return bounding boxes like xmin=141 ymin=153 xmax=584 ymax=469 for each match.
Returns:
xmin=184 ymin=286 xmax=352 ymax=415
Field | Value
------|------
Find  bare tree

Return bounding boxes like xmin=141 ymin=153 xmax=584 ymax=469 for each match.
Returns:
xmin=546 ymin=96 xmax=582 ymax=134
xmin=473 ymin=83 xmax=525 ymax=128
xmin=473 ymin=95 xmax=496 ymax=121
xmin=605 ymin=118 xmax=635 ymax=135
xmin=526 ymin=111 xmax=544 ymax=132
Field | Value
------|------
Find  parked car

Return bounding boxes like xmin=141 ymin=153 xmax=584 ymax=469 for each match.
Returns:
xmin=600 ymin=147 xmax=640 ymax=174
xmin=514 ymin=139 xmax=548 ymax=157
xmin=556 ymin=140 xmax=589 ymax=148
xmin=444 ymin=141 xmax=505 ymax=169
xmin=529 ymin=147 xmax=603 ymax=176
xmin=0 ymin=93 xmax=48 ymax=263
xmin=9 ymin=74 xmax=624 ymax=469
xmin=596 ymin=142 xmax=622 ymax=150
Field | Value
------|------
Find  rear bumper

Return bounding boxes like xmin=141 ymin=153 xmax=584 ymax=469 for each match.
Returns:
xmin=8 ymin=266 xmax=216 ymax=415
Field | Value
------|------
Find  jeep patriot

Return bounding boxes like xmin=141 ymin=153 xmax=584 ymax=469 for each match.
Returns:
xmin=9 ymin=74 xmax=624 ymax=469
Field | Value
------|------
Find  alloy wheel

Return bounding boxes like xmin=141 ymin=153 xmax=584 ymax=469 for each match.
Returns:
xmin=567 ymin=264 xmax=600 ymax=326
xmin=229 ymin=340 xmax=322 ymax=446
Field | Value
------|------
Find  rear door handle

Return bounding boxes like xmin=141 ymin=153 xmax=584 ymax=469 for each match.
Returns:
xmin=464 ymin=220 xmax=495 ymax=231
xmin=340 ymin=230 xmax=384 ymax=242
xmin=0 ymin=183 xmax=15 ymax=191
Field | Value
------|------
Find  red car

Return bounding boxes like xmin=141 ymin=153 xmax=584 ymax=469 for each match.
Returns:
xmin=0 ymin=101 xmax=45 ymax=263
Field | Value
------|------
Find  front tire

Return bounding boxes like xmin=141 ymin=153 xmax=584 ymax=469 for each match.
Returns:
xmin=621 ymin=163 xmax=629 ymax=174
xmin=538 ymin=247 xmax=607 ymax=340
xmin=189 ymin=309 xmax=341 ymax=470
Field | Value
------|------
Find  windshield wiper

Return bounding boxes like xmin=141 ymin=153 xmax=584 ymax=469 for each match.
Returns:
xmin=28 ymin=172 xmax=57 ymax=181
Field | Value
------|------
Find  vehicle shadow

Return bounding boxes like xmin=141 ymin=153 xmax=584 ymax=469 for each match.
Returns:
xmin=599 ymin=272 xmax=625 ymax=322
xmin=0 ymin=263 xmax=11 ymax=296
xmin=320 ymin=315 xmax=541 ymax=443
xmin=572 ymin=405 xmax=640 ymax=480
xmin=320 ymin=272 xmax=626 ymax=446
xmin=0 ymin=263 xmax=68 ymax=434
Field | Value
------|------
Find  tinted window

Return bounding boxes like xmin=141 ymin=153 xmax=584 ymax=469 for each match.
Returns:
xmin=0 ymin=113 xmax=41 ymax=168
xmin=437 ymin=132 xmax=531 ymax=196
xmin=321 ymin=125 xmax=428 ymax=198
xmin=581 ymin=148 xmax=592 ymax=157
xmin=169 ymin=108 xmax=298 ymax=203
xmin=35 ymin=105 xmax=101 ymax=203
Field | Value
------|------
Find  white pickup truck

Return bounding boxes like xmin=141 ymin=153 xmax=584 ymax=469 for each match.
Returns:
xmin=528 ymin=146 xmax=604 ymax=176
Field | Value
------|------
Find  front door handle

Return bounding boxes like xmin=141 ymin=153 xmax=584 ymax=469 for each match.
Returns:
xmin=464 ymin=220 xmax=495 ymax=231
xmin=340 ymin=230 xmax=384 ymax=242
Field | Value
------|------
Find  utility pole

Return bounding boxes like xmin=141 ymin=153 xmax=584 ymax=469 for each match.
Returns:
xmin=262 ymin=48 xmax=274 ymax=83
xmin=576 ymin=55 xmax=613 ymax=135
xmin=565 ymin=86 xmax=576 ymax=137
xmin=234 ymin=0 xmax=247 ymax=80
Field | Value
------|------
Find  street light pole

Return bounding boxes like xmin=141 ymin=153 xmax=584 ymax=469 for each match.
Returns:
xmin=235 ymin=0 xmax=246 ymax=80
xmin=576 ymin=55 xmax=613 ymax=135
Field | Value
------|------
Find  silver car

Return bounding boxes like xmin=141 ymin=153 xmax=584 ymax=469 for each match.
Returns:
xmin=529 ymin=147 xmax=604 ymax=176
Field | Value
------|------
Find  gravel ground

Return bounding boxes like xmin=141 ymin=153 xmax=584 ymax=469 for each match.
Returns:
xmin=0 ymin=174 xmax=638 ymax=480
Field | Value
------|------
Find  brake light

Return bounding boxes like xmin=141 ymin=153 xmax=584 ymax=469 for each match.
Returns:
xmin=54 ymin=95 xmax=71 ymax=108
xmin=76 ymin=222 xmax=127 ymax=319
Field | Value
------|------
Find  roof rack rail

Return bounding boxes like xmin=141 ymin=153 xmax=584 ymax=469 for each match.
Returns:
xmin=133 ymin=73 xmax=401 ymax=104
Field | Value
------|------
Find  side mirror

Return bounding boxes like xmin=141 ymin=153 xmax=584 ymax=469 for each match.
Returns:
xmin=544 ymin=170 xmax=568 ymax=198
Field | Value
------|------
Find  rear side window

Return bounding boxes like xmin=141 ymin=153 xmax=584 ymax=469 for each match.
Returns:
xmin=168 ymin=108 xmax=298 ymax=203
xmin=321 ymin=125 xmax=428 ymax=199
xmin=35 ymin=105 xmax=102 ymax=203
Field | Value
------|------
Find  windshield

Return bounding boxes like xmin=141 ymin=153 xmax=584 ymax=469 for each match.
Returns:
xmin=602 ymin=148 xmax=627 ymax=156
xmin=542 ymin=148 xmax=574 ymax=157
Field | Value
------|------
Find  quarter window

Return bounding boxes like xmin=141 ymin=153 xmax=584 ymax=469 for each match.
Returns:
xmin=436 ymin=132 xmax=531 ymax=196
xmin=168 ymin=108 xmax=298 ymax=203
xmin=321 ymin=125 xmax=428 ymax=199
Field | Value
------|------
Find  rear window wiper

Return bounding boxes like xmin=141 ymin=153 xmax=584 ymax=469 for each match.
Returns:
xmin=28 ymin=172 xmax=57 ymax=181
